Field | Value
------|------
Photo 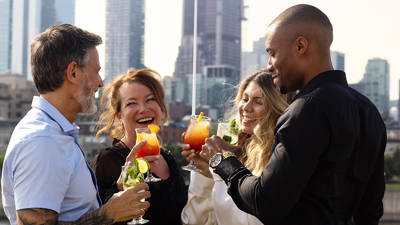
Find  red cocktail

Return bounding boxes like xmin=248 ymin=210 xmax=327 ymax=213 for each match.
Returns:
xmin=135 ymin=128 xmax=160 ymax=158
xmin=182 ymin=114 xmax=210 ymax=172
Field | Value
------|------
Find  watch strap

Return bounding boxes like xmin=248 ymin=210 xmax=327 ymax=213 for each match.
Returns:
xmin=222 ymin=151 xmax=236 ymax=159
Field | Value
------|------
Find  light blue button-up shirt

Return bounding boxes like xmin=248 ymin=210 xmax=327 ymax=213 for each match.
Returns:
xmin=1 ymin=96 xmax=100 ymax=224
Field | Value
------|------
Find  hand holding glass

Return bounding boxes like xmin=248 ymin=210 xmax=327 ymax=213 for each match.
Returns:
xmin=182 ymin=114 xmax=210 ymax=172
xmin=122 ymin=162 xmax=149 ymax=225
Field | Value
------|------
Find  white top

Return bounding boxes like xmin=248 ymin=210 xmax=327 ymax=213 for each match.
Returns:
xmin=181 ymin=170 xmax=262 ymax=225
xmin=1 ymin=96 xmax=99 ymax=225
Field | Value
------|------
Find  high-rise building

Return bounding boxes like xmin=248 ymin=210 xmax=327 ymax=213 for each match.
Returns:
xmin=241 ymin=37 xmax=269 ymax=79
xmin=330 ymin=51 xmax=345 ymax=71
xmin=0 ymin=73 xmax=37 ymax=119
xmin=105 ymin=0 xmax=145 ymax=84
xmin=398 ymin=79 xmax=400 ymax=121
xmin=11 ymin=0 xmax=75 ymax=78
xmin=362 ymin=58 xmax=390 ymax=113
xmin=162 ymin=76 xmax=185 ymax=103
xmin=0 ymin=0 xmax=13 ymax=74
xmin=174 ymin=0 xmax=243 ymax=117
xmin=174 ymin=0 xmax=243 ymax=79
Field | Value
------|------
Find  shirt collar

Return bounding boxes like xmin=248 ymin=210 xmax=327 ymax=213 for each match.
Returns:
xmin=293 ymin=70 xmax=348 ymax=102
xmin=31 ymin=96 xmax=79 ymax=135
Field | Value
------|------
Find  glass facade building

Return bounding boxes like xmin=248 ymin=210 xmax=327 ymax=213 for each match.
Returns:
xmin=105 ymin=0 xmax=145 ymax=84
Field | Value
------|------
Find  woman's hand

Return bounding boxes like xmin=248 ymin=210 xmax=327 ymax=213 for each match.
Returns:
xmin=143 ymin=154 xmax=170 ymax=180
xmin=117 ymin=140 xmax=147 ymax=191
xmin=181 ymin=144 xmax=212 ymax=178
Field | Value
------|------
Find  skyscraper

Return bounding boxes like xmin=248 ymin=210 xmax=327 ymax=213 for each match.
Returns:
xmin=174 ymin=0 xmax=243 ymax=115
xmin=0 ymin=0 xmax=13 ymax=74
xmin=241 ymin=37 xmax=269 ymax=79
xmin=330 ymin=51 xmax=345 ymax=71
xmin=174 ymin=0 xmax=243 ymax=79
xmin=105 ymin=0 xmax=145 ymax=83
xmin=362 ymin=58 xmax=390 ymax=113
xmin=10 ymin=0 xmax=75 ymax=78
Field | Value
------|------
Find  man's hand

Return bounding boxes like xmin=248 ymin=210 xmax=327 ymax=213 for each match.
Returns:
xmin=200 ymin=135 xmax=240 ymax=162
xmin=16 ymin=183 xmax=150 ymax=225
xmin=104 ymin=182 xmax=150 ymax=222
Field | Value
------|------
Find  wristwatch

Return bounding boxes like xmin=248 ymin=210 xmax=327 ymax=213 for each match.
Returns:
xmin=209 ymin=151 xmax=236 ymax=169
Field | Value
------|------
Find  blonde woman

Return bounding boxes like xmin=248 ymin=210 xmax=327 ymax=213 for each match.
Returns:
xmin=92 ymin=68 xmax=187 ymax=225
xmin=181 ymin=70 xmax=288 ymax=225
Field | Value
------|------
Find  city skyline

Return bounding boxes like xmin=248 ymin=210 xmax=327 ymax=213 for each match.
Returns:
xmin=73 ymin=0 xmax=400 ymax=100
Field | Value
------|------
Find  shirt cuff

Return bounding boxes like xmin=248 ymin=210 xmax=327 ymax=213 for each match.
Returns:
xmin=214 ymin=156 xmax=244 ymax=183
xmin=188 ymin=171 xmax=214 ymax=197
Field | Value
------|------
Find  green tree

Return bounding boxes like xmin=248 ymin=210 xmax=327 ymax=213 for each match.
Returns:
xmin=385 ymin=147 xmax=400 ymax=182
xmin=385 ymin=155 xmax=394 ymax=181
xmin=392 ymin=148 xmax=400 ymax=175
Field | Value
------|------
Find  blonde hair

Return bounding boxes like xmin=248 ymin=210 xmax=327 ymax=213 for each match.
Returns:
xmin=236 ymin=70 xmax=288 ymax=176
xmin=96 ymin=68 xmax=168 ymax=140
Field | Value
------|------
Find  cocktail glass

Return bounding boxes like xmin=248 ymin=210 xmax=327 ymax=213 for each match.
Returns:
xmin=217 ymin=120 xmax=238 ymax=145
xmin=135 ymin=127 xmax=161 ymax=182
xmin=182 ymin=115 xmax=210 ymax=172
xmin=121 ymin=165 xmax=149 ymax=224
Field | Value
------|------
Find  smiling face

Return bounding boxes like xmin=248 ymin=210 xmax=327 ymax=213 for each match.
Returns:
xmin=238 ymin=82 xmax=266 ymax=135
xmin=117 ymin=81 xmax=162 ymax=137
xmin=265 ymin=25 xmax=303 ymax=93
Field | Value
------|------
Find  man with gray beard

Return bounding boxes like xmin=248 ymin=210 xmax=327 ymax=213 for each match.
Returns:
xmin=1 ymin=24 xmax=150 ymax=225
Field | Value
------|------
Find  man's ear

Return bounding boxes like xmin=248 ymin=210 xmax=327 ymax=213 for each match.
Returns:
xmin=65 ymin=61 xmax=80 ymax=84
xmin=295 ymin=36 xmax=308 ymax=55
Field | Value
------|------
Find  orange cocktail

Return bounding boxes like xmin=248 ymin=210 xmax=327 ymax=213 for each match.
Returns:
xmin=184 ymin=115 xmax=210 ymax=152
xmin=135 ymin=127 xmax=160 ymax=158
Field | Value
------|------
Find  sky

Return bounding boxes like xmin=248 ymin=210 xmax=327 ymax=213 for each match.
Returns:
xmin=75 ymin=0 xmax=400 ymax=100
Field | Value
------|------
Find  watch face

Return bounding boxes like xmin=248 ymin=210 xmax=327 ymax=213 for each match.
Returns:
xmin=210 ymin=153 xmax=223 ymax=168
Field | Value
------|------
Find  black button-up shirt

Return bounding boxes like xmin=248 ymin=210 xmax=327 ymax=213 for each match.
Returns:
xmin=215 ymin=70 xmax=386 ymax=225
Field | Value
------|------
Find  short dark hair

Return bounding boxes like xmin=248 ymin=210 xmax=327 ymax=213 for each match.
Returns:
xmin=30 ymin=24 xmax=102 ymax=94
xmin=272 ymin=4 xmax=332 ymax=32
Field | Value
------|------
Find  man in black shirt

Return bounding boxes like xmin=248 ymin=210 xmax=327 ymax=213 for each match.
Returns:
xmin=203 ymin=4 xmax=386 ymax=225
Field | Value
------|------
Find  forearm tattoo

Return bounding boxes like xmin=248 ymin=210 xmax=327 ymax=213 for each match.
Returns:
xmin=17 ymin=208 xmax=115 ymax=225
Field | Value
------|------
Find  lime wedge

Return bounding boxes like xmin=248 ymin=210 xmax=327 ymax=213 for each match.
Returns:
xmin=136 ymin=158 xmax=150 ymax=174
xmin=124 ymin=175 xmax=137 ymax=187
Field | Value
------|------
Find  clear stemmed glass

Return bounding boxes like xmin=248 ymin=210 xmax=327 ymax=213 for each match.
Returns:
xmin=217 ymin=119 xmax=238 ymax=145
xmin=121 ymin=165 xmax=149 ymax=224
xmin=182 ymin=115 xmax=211 ymax=172
xmin=135 ymin=127 xmax=162 ymax=182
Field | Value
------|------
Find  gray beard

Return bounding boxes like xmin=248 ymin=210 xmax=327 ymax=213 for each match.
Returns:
xmin=78 ymin=95 xmax=97 ymax=115
xmin=75 ymin=75 xmax=97 ymax=115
